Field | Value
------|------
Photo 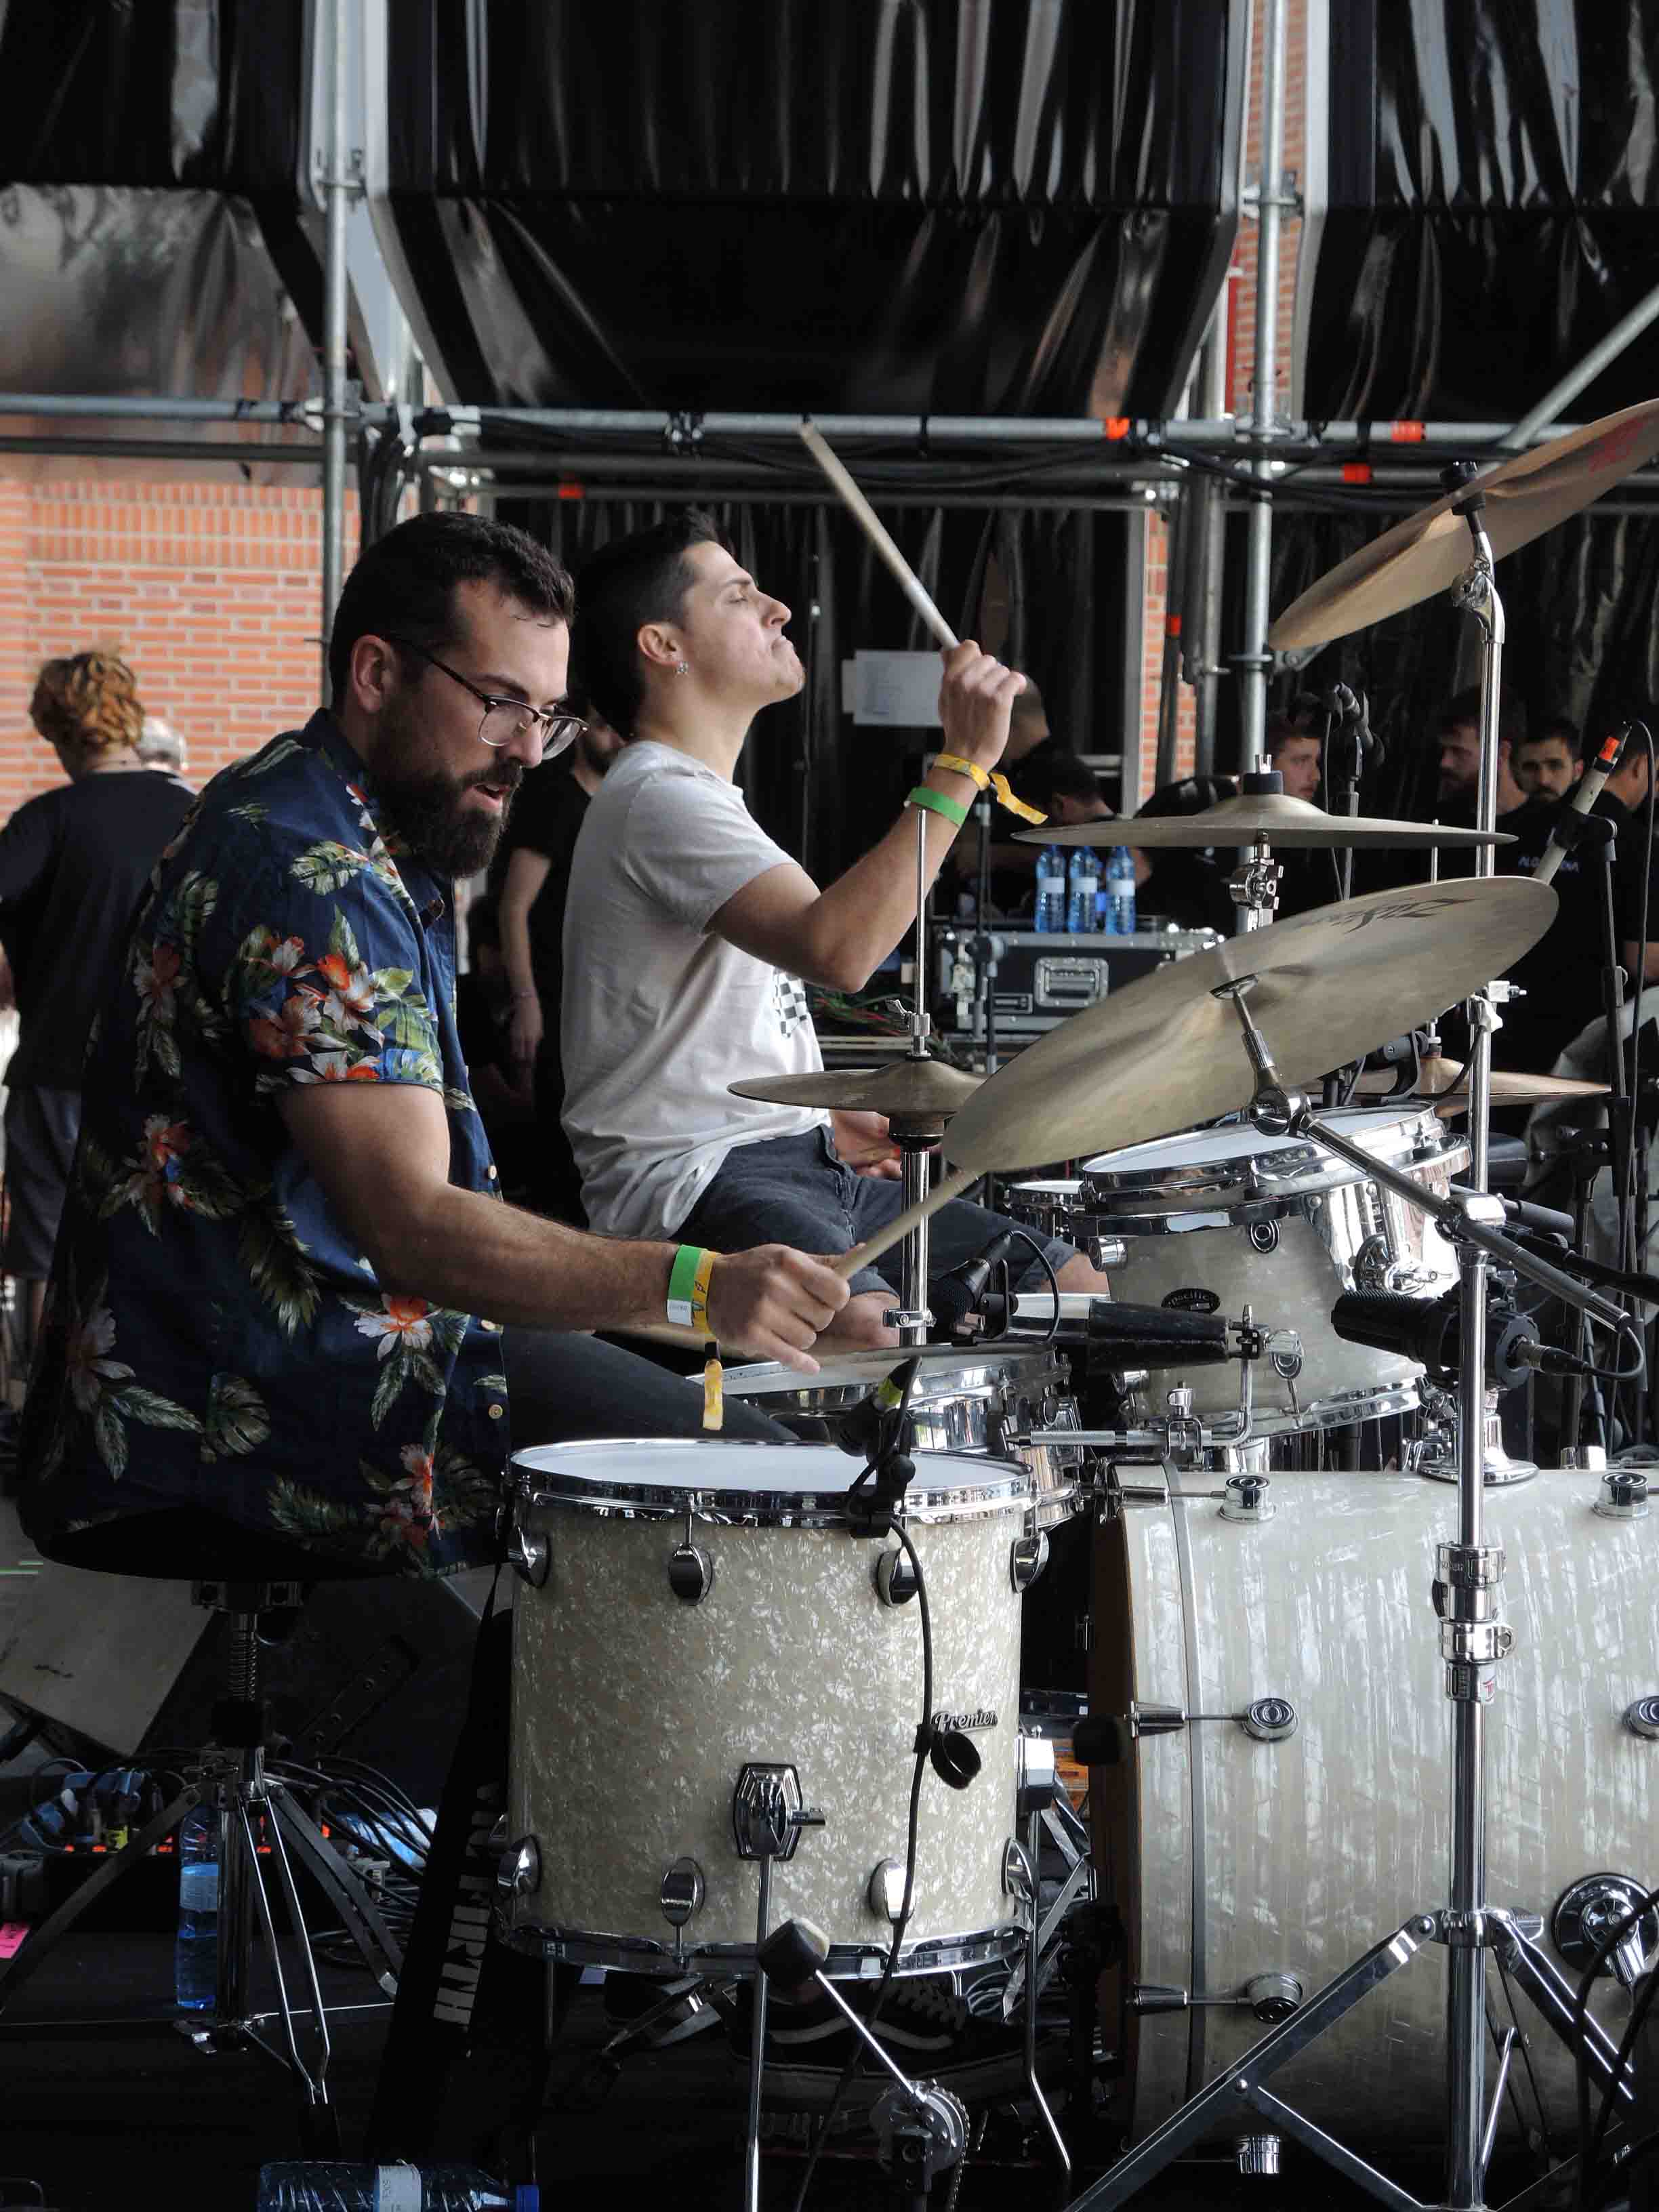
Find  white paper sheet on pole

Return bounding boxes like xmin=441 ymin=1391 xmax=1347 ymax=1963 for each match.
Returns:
xmin=851 ymin=651 xmax=943 ymax=726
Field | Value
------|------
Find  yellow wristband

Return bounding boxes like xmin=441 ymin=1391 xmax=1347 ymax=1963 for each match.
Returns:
xmin=931 ymin=753 xmax=1047 ymax=825
xmin=690 ymin=1248 xmax=716 ymax=1333
xmin=702 ymin=1341 xmax=724 ymax=1432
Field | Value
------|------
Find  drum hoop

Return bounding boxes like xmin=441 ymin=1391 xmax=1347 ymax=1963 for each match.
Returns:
xmin=510 ymin=1437 xmax=1033 ymax=1525
xmin=499 ymin=1919 xmax=1026 ymax=1979
xmin=724 ymin=1346 xmax=1069 ymax=1409
xmin=1082 ymin=1109 xmax=1466 ymax=1210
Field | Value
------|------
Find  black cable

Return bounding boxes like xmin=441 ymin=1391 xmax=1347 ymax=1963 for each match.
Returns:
xmin=1626 ymin=721 xmax=1655 ymax=1446
xmin=790 ymin=1519 xmax=934 ymax=2212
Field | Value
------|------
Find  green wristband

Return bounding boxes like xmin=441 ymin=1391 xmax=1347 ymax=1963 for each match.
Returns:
xmin=906 ymin=785 xmax=969 ymax=830
xmin=668 ymin=1244 xmax=705 ymax=1327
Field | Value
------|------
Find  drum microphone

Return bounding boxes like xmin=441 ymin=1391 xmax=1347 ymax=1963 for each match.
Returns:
xmin=831 ymin=1356 xmax=921 ymax=1458
xmin=933 ymin=1229 xmax=1029 ymax=1338
xmin=1084 ymin=1299 xmax=1234 ymax=1367
xmin=1534 ymin=723 xmax=1629 ymax=887
xmin=1330 ymin=1289 xmax=1554 ymax=1389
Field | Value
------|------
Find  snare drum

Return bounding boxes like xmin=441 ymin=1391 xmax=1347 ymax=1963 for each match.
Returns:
xmin=723 ymin=1346 xmax=1083 ymax=1530
xmin=504 ymin=1440 xmax=1033 ymax=1978
xmin=1008 ymin=1108 xmax=1469 ymax=1436
xmin=1092 ymin=1467 xmax=1659 ymax=2148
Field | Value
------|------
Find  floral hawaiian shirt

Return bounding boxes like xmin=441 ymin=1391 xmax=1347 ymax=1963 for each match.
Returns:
xmin=20 ymin=711 xmax=508 ymax=1577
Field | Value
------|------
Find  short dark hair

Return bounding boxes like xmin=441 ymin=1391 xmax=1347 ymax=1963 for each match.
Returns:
xmin=1438 ymin=686 xmax=1526 ymax=753
xmin=328 ymin=512 xmax=575 ymax=705
xmin=1519 ymin=715 xmax=1580 ymax=758
xmin=574 ymin=509 xmax=729 ymax=735
xmin=1137 ymin=773 xmax=1238 ymax=819
xmin=1012 ymin=749 xmax=1107 ymax=813
xmin=1264 ymin=712 xmax=1315 ymax=758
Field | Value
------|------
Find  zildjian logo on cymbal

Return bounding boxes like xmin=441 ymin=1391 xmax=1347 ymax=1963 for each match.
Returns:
xmin=1311 ymin=894 xmax=1465 ymax=933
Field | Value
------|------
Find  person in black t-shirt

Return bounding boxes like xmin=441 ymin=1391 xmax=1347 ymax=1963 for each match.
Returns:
xmin=0 ymin=653 xmax=195 ymax=1341
xmin=492 ymin=699 xmax=623 ymax=1219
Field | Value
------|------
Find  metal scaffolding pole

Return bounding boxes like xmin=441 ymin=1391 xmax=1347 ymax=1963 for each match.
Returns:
xmin=1183 ymin=297 xmax=1231 ymax=775
xmin=1238 ymin=0 xmax=1290 ymax=773
xmin=320 ymin=0 xmax=352 ymax=705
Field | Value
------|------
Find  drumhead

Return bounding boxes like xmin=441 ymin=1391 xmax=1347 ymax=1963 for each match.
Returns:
xmin=720 ymin=1345 xmax=1006 ymax=1396
xmin=1082 ymin=1105 xmax=1454 ymax=1205
xmin=512 ymin=1437 xmax=1031 ymax=1525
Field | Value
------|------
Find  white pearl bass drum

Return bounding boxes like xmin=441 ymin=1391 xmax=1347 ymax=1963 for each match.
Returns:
xmin=1091 ymin=1467 xmax=1659 ymax=2149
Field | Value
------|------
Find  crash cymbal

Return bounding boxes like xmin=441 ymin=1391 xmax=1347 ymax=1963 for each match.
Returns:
xmin=1354 ymin=1061 xmax=1610 ymax=1107
xmin=729 ymin=1056 xmax=982 ymax=1117
xmin=830 ymin=878 xmax=1557 ymax=1282
xmin=1019 ymin=794 xmax=1512 ymax=851
xmin=1268 ymin=398 xmax=1659 ymax=651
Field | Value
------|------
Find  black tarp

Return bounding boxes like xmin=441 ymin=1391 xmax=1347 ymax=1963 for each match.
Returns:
xmin=1309 ymin=0 xmax=1659 ymax=425
xmin=382 ymin=0 xmax=1245 ymax=418
xmin=0 ymin=1 xmax=317 ymax=413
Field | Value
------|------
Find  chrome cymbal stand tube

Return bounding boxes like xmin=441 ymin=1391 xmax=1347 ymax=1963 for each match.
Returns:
xmin=889 ymin=808 xmax=934 ymax=1345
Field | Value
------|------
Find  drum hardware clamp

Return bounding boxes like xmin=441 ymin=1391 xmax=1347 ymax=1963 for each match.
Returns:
xmin=1084 ymin=1697 xmax=1300 ymax=1748
xmin=507 ymin=1521 xmax=550 ymax=1589
xmin=1551 ymin=1874 xmax=1659 ymax=1990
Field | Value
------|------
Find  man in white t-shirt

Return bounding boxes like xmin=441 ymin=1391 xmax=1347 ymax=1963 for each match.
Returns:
xmin=562 ymin=510 xmax=1111 ymax=1347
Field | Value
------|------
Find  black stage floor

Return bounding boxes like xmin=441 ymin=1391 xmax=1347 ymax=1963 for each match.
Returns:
xmin=0 ymin=1933 xmax=1551 ymax=2211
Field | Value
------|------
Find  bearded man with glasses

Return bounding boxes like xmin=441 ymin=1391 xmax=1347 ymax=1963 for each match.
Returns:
xmin=20 ymin=511 xmax=848 ymax=1586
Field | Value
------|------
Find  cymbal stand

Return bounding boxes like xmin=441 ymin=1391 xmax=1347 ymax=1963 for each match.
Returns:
xmin=1063 ymin=981 xmax=1636 ymax=2212
xmin=891 ymin=809 xmax=935 ymax=1344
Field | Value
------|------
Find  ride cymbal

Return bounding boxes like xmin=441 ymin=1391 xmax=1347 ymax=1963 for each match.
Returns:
xmin=1019 ymin=795 xmax=1512 ymax=851
xmin=1268 ymin=399 xmax=1659 ymax=651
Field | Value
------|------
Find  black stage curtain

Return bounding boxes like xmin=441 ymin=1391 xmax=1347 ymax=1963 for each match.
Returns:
xmin=384 ymin=0 xmax=1245 ymax=418
xmin=510 ymin=494 xmax=1130 ymax=882
xmin=1309 ymin=0 xmax=1659 ymax=424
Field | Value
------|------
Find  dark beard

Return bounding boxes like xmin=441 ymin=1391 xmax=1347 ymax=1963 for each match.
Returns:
xmin=372 ymin=761 xmax=518 ymax=878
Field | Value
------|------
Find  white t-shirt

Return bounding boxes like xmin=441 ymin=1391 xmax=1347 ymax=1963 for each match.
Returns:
xmin=560 ymin=741 xmax=825 ymax=1237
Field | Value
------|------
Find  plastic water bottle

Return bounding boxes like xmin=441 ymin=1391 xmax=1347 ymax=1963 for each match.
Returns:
xmin=1033 ymin=844 xmax=1067 ymax=933
xmin=256 ymin=2165 xmax=539 ymax=2210
xmin=175 ymin=1802 xmax=220 ymax=2011
xmin=1065 ymin=844 xmax=1101 ymax=933
xmin=1105 ymin=846 xmax=1137 ymax=935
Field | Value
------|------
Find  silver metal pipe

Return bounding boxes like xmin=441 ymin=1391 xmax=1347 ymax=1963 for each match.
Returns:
xmin=1187 ymin=301 xmax=1232 ymax=777
xmin=1238 ymin=0 xmax=1289 ymax=776
xmin=1502 ymin=275 xmax=1659 ymax=449
xmin=320 ymin=0 xmax=352 ymax=705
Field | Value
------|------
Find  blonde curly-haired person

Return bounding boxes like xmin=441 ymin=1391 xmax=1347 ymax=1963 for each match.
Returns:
xmin=0 ymin=654 xmax=195 ymax=1344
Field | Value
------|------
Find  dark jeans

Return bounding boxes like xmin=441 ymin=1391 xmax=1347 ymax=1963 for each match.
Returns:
xmin=678 ymin=1126 xmax=1077 ymax=1298
xmin=501 ymin=1324 xmax=789 ymax=1449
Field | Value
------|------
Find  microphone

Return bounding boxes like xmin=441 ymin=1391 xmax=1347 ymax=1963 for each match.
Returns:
xmin=931 ymin=1229 xmax=1027 ymax=1338
xmin=1534 ymin=724 xmax=1629 ymax=887
xmin=1330 ymin=1289 xmax=1544 ymax=1390
xmin=832 ymin=1356 xmax=921 ymax=1458
xmin=1084 ymin=1299 xmax=1233 ymax=1368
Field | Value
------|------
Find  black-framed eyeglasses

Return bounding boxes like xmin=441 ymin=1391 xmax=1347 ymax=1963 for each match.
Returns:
xmin=386 ymin=636 xmax=585 ymax=758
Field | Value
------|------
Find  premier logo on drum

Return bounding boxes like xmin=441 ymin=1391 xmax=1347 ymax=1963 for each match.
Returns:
xmin=930 ymin=1706 xmax=999 ymax=1734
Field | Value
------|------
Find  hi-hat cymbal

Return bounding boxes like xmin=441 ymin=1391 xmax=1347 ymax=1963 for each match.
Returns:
xmin=1268 ymin=398 xmax=1659 ymax=651
xmin=729 ymin=1057 xmax=982 ymax=1117
xmin=832 ymin=878 xmax=1557 ymax=1283
xmin=1018 ymin=794 xmax=1511 ymax=850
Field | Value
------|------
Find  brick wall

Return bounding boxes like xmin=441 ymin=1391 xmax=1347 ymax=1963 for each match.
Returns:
xmin=1230 ymin=0 xmax=1308 ymax=422
xmin=0 ymin=476 xmax=354 ymax=816
xmin=1137 ymin=508 xmax=1198 ymax=798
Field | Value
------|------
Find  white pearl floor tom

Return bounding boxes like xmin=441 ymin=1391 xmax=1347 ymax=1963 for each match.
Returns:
xmin=1090 ymin=1468 xmax=1659 ymax=2149
xmin=504 ymin=1440 xmax=1034 ymax=1978
xmin=1008 ymin=1107 xmax=1469 ymax=1436
xmin=723 ymin=1345 xmax=1082 ymax=1530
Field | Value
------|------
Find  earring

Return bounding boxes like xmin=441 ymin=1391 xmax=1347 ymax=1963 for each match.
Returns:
xmin=674 ymin=661 xmax=690 ymax=677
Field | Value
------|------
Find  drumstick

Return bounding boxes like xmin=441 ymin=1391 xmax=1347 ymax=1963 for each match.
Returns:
xmin=827 ymin=1163 xmax=982 ymax=1280
xmin=798 ymin=420 xmax=960 ymax=651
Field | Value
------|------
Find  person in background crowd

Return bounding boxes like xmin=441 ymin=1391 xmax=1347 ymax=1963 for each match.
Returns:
xmin=0 ymin=654 xmax=196 ymax=1345
xmin=1000 ymin=674 xmax=1054 ymax=770
xmin=1265 ymin=712 xmax=1323 ymax=802
xmin=493 ymin=689 xmax=623 ymax=1222
xmin=136 ymin=713 xmax=190 ymax=785
xmin=961 ymin=749 xmax=1115 ymax=916
xmin=1131 ymin=773 xmax=1238 ymax=935
xmin=1436 ymin=686 xmax=1529 ymax=816
xmin=1596 ymin=699 xmax=1659 ymax=985
xmin=1513 ymin=716 xmax=1582 ymax=801
xmin=453 ymin=891 xmax=541 ymax=1206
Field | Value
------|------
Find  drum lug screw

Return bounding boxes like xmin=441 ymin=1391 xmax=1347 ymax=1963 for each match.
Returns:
xmin=668 ymin=1542 xmax=716 ymax=1605
xmin=1243 ymin=1971 xmax=1303 ymax=2022
xmin=867 ymin=1858 xmax=906 ymax=1926
xmin=1220 ymin=1473 xmax=1274 ymax=1523
xmin=1622 ymin=1695 xmax=1659 ymax=1741
xmin=1009 ymin=1530 xmax=1049 ymax=1593
xmin=495 ymin=1835 xmax=541 ymax=1902
xmin=874 ymin=1546 xmax=919 ymax=1606
xmin=1594 ymin=1469 xmax=1650 ymax=1519
xmin=509 ymin=1525 xmax=551 ymax=1589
